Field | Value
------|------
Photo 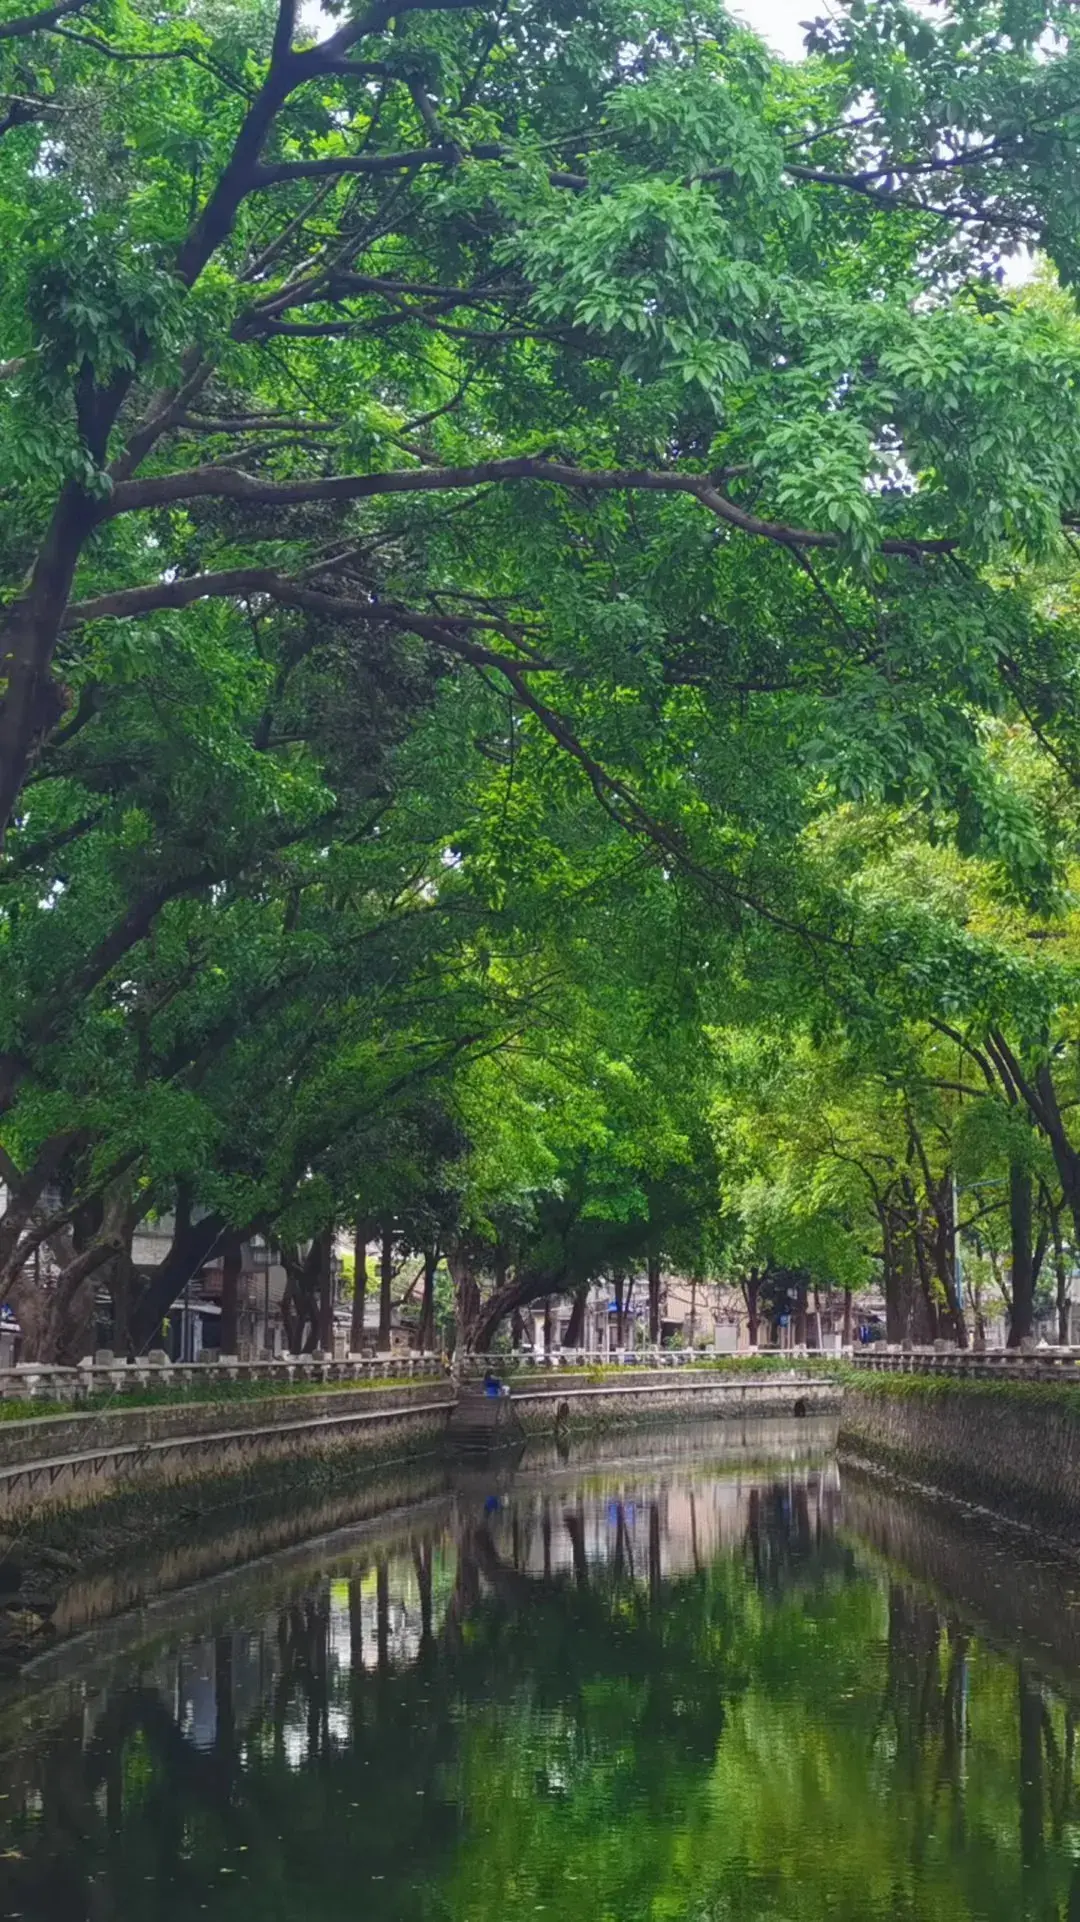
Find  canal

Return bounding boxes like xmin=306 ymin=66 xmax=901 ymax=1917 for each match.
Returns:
xmin=1 ymin=1418 xmax=1079 ymax=1921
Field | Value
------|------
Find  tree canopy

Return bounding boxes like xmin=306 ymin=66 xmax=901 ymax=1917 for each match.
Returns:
xmin=7 ymin=0 xmax=1080 ymax=1352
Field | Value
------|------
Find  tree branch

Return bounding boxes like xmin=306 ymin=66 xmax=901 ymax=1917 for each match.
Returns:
xmin=785 ymin=162 xmax=1016 ymax=227
xmin=102 ymin=454 xmax=956 ymax=556
xmin=0 ymin=0 xmax=92 ymax=40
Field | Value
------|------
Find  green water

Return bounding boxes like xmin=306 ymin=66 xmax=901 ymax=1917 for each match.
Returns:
xmin=2 ymin=1434 xmax=1080 ymax=1921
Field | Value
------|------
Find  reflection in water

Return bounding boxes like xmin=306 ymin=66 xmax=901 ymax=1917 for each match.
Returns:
xmin=1 ymin=1447 xmax=1080 ymax=1920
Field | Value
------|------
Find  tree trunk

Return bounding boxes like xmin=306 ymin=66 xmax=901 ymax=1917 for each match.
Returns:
xmin=1008 ymin=1159 xmax=1035 ymax=1348
xmin=564 ymin=1285 xmax=587 ymax=1348
xmin=647 ymin=1252 xmax=661 ymax=1345
xmin=1052 ymin=1204 xmax=1070 ymax=1346
xmin=842 ymin=1286 xmax=853 ymax=1347
xmin=36 ymin=1180 xmax=138 ymax=1362
xmin=881 ymin=1200 xmax=916 ymax=1342
xmin=0 ymin=483 xmax=102 ymax=846
xmin=317 ymin=1226 xmax=334 ymax=1354
xmin=613 ymin=1270 xmax=625 ymax=1347
xmin=929 ymin=1176 xmax=968 ymax=1348
xmin=794 ymin=1278 xmax=808 ymax=1346
xmin=220 ymin=1237 xmax=241 ymax=1357
xmin=378 ymin=1221 xmax=393 ymax=1352
xmin=911 ymin=1214 xmax=941 ymax=1344
xmin=1028 ymin=1061 xmax=1080 ymax=1259
xmin=417 ymin=1246 xmax=437 ymax=1352
xmin=0 ymin=1134 xmax=74 ymax=1292
xmin=469 ymin=1266 xmax=565 ymax=1353
xmin=281 ymin=1239 xmax=321 ymax=1354
xmin=743 ymin=1271 xmax=760 ymax=1347
xmin=110 ymin=1261 xmax=135 ymax=1360
xmin=16 ymin=1235 xmax=122 ymax=1362
xmin=130 ymin=1211 xmax=228 ymax=1350
xmin=447 ymin=1240 xmax=480 ymax=1348
xmin=351 ymin=1221 xmax=369 ymax=1354
xmin=100 ymin=1190 xmax=139 ymax=1361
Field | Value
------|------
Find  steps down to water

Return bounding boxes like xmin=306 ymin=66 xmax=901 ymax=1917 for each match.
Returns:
xmin=446 ymin=1388 xmax=526 ymax=1452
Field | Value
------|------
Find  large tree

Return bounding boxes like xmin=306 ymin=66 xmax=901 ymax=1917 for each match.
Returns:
xmin=8 ymin=0 xmax=1080 ymax=1353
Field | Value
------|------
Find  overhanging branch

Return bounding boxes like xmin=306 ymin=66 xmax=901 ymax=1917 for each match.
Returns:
xmin=103 ymin=455 xmax=956 ymax=556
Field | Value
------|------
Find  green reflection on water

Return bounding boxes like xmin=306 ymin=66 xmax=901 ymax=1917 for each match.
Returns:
xmin=2 ymin=1451 xmax=1080 ymax=1922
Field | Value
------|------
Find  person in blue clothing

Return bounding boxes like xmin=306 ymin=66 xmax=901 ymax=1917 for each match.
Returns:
xmin=484 ymin=1369 xmax=502 ymax=1398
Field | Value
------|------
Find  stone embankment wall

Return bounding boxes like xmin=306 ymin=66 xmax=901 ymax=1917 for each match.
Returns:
xmin=513 ymin=1372 xmax=838 ymax=1434
xmin=0 ymin=1382 xmax=455 ymax=1517
xmin=839 ymin=1378 xmax=1080 ymax=1541
xmin=0 ymin=1368 xmax=840 ymax=1519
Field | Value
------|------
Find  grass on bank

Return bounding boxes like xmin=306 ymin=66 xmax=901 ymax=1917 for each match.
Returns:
xmin=843 ymin=1365 xmax=1080 ymax=1414
xmin=0 ymin=1370 xmax=450 ymax=1425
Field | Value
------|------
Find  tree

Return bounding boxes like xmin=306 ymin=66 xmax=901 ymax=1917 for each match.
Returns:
xmin=10 ymin=0 xmax=1080 ymax=1356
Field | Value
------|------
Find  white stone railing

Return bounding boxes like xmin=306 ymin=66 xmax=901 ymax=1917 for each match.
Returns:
xmin=458 ymin=1346 xmax=818 ymax=1377
xmin=849 ymin=1343 xmax=1080 ymax=1378
xmin=0 ymin=1344 xmax=836 ymax=1408
xmin=0 ymin=1350 xmax=445 ymax=1405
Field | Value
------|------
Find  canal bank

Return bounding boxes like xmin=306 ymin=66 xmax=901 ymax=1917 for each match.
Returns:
xmin=0 ymin=1365 xmax=838 ymax=1518
xmin=0 ymin=1369 xmax=838 ymax=1665
xmin=839 ymin=1368 xmax=1080 ymax=1544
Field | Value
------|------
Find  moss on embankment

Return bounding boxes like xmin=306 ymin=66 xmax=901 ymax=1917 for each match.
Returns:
xmin=839 ymin=1371 xmax=1080 ymax=1542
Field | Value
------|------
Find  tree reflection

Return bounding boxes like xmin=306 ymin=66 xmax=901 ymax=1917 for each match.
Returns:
xmin=0 ymin=1467 xmax=1079 ymax=1922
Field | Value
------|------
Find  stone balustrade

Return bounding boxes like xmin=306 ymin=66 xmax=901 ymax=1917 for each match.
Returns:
xmin=0 ymin=1344 xmax=807 ymax=1406
xmin=0 ymin=1350 xmax=445 ymax=1405
xmin=458 ymin=1346 xmax=788 ymax=1376
xmin=849 ymin=1344 xmax=1080 ymax=1382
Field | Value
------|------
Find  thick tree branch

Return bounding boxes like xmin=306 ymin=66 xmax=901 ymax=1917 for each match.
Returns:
xmin=254 ymin=142 xmax=448 ymax=184
xmin=103 ymin=455 xmax=956 ymax=555
xmin=0 ymin=0 xmax=91 ymax=39
xmin=63 ymin=570 xmax=549 ymax=671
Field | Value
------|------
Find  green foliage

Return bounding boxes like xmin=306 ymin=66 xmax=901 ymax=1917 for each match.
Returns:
xmin=8 ymin=0 xmax=1080 ymax=1352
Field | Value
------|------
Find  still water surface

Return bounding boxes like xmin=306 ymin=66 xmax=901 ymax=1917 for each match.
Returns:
xmin=2 ymin=1426 xmax=1080 ymax=1921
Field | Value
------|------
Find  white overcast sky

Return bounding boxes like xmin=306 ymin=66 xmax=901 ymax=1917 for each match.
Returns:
xmin=729 ymin=0 xmax=820 ymax=59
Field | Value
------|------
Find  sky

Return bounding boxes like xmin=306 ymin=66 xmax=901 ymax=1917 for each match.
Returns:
xmin=729 ymin=0 xmax=820 ymax=59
